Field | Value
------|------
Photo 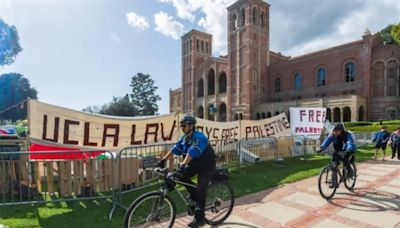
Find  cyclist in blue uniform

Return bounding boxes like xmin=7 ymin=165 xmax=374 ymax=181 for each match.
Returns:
xmin=318 ymin=123 xmax=356 ymax=177
xmin=159 ymin=114 xmax=216 ymax=227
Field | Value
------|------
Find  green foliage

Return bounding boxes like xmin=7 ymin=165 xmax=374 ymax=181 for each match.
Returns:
xmin=347 ymin=125 xmax=398 ymax=132
xmin=344 ymin=121 xmax=372 ymax=128
xmin=130 ymin=73 xmax=161 ymax=116
xmin=391 ymin=23 xmax=400 ymax=44
xmin=379 ymin=23 xmax=400 ymax=45
xmin=98 ymin=94 xmax=138 ymax=116
xmin=0 ymin=18 xmax=22 ymax=66
xmin=0 ymin=73 xmax=38 ymax=121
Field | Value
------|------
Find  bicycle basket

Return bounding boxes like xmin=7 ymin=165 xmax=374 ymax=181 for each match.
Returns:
xmin=212 ymin=168 xmax=229 ymax=181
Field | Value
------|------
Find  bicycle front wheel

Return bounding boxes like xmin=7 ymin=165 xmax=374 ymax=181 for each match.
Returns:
xmin=318 ymin=165 xmax=337 ymax=200
xmin=343 ymin=162 xmax=357 ymax=191
xmin=123 ymin=192 xmax=176 ymax=228
xmin=204 ymin=181 xmax=235 ymax=226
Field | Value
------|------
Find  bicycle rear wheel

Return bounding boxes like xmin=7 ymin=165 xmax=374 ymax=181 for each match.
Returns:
xmin=123 ymin=192 xmax=176 ymax=228
xmin=204 ymin=181 xmax=235 ymax=225
xmin=318 ymin=165 xmax=337 ymax=200
xmin=343 ymin=162 xmax=357 ymax=191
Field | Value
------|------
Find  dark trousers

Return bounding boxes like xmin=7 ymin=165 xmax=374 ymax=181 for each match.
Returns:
xmin=180 ymin=163 xmax=215 ymax=219
xmin=332 ymin=151 xmax=353 ymax=174
xmin=392 ymin=143 xmax=400 ymax=159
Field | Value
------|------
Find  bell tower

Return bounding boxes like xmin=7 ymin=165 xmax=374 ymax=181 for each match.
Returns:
xmin=181 ymin=30 xmax=212 ymax=113
xmin=227 ymin=0 xmax=270 ymax=120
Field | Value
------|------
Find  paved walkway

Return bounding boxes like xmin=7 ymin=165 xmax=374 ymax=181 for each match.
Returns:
xmin=175 ymin=157 xmax=400 ymax=228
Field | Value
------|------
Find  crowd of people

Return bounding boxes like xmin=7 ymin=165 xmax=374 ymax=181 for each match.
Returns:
xmin=372 ymin=126 xmax=400 ymax=160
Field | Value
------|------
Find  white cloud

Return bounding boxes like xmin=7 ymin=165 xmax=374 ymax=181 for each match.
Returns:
xmin=158 ymin=0 xmax=400 ymax=57
xmin=272 ymin=0 xmax=400 ymax=56
xmin=158 ymin=0 xmax=235 ymax=55
xmin=154 ymin=11 xmax=185 ymax=40
xmin=157 ymin=0 xmax=197 ymax=21
xmin=126 ymin=12 xmax=150 ymax=30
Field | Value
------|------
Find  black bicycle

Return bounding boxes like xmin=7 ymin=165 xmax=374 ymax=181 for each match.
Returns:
xmin=318 ymin=150 xmax=357 ymax=200
xmin=123 ymin=167 xmax=235 ymax=228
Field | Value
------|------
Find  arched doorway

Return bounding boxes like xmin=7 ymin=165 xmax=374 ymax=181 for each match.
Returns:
xmin=358 ymin=106 xmax=364 ymax=121
xmin=197 ymin=106 xmax=204 ymax=118
xmin=219 ymin=103 xmax=227 ymax=122
xmin=326 ymin=108 xmax=331 ymax=122
xmin=207 ymin=104 xmax=216 ymax=121
xmin=342 ymin=107 xmax=351 ymax=122
xmin=333 ymin=107 xmax=341 ymax=122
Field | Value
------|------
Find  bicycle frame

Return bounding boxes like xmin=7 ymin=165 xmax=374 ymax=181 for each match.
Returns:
xmin=156 ymin=168 xmax=197 ymax=207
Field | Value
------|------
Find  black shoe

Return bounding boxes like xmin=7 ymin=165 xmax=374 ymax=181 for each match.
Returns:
xmin=188 ymin=217 xmax=206 ymax=227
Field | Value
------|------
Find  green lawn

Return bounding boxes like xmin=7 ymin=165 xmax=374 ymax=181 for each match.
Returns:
xmin=0 ymin=145 xmax=376 ymax=228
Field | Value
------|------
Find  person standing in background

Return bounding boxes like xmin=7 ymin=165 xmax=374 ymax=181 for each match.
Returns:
xmin=372 ymin=126 xmax=390 ymax=161
xmin=388 ymin=127 xmax=400 ymax=160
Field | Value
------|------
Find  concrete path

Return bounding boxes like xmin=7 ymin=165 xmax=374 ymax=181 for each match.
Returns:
xmin=174 ymin=157 xmax=400 ymax=228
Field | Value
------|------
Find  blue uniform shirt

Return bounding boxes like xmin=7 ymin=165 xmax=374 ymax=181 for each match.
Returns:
xmin=171 ymin=130 xmax=209 ymax=159
xmin=320 ymin=132 xmax=356 ymax=153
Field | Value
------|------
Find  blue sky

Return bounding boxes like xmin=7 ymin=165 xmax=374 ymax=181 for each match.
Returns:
xmin=1 ymin=0 xmax=399 ymax=114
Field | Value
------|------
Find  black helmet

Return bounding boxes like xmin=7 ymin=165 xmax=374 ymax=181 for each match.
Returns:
xmin=333 ymin=123 xmax=344 ymax=131
xmin=180 ymin=115 xmax=196 ymax=126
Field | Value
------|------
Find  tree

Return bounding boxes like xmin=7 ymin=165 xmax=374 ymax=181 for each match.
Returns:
xmin=130 ymin=73 xmax=161 ymax=116
xmin=391 ymin=24 xmax=400 ymax=45
xmin=98 ymin=94 xmax=138 ymax=116
xmin=379 ymin=23 xmax=400 ymax=45
xmin=0 ymin=73 xmax=38 ymax=121
xmin=82 ymin=105 xmax=102 ymax=114
xmin=0 ymin=18 xmax=22 ymax=66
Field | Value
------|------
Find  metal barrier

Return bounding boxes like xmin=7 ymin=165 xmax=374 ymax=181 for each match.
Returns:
xmin=0 ymin=150 xmax=115 ymax=208
xmin=238 ymin=137 xmax=278 ymax=163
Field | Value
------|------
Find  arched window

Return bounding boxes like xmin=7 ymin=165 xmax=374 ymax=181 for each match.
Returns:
xmin=201 ymin=40 xmax=204 ymax=52
xmin=342 ymin=107 xmax=351 ymax=122
xmin=197 ymin=106 xmax=204 ymax=118
xmin=208 ymin=69 xmax=215 ymax=95
xmin=333 ymin=107 xmax=341 ymax=122
xmin=294 ymin=72 xmax=302 ymax=91
xmin=260 ymin=12 xmax=265 ymax=27
xmin=240 ymin=8 xmax=245 ymax=26
xmin=345 ymin=62 xmax=356 ymax=82
xmin=274 ymin=111 xmax=280 ymax=116
xmin=196 ymin=40 xmax=200 ymax=51
xmin=275 ymin=77 xmax=281 ymax=93
xmin=252 ymin=7 xmax=257 ymax=25
xmin=231 ymin=13 xmax=237 ymax=31
xmin=317 ymin=68 xmax=326 ymax=87
xmin=197 ymin=79 xmax=204 ymax=97
xmin=256 ymin=113 xmax=260 ymax=120
xmin=234 ymin=113 xmax=239 ymax=121
xmin=267 ymin=112 xmax=271 ymax=118
xmin=239 ymin=113 xmax=243 ymax=120
xmin=219 ymin=103 xmax=227 ymax=122
xmin=219 ymin=72 xmax=227 ymax=93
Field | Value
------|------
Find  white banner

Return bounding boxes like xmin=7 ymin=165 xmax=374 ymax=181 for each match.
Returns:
xmin=289 ymin=107 xmax=326 ymax=138
xmin=28 ymin=100 xmax=180 ymax=150
xmin=28 ymin=100 xmax=291 ymax=150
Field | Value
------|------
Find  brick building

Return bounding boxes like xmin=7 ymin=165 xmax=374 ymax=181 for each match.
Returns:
xmin=170 ymin=0 xmax=400 ymax=122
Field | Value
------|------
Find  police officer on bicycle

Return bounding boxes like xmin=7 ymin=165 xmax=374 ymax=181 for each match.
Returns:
xmin=158 ymin=114 xmax=216 ymax=227
xmin=318 ymin=123 xmax=356 ymax=178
